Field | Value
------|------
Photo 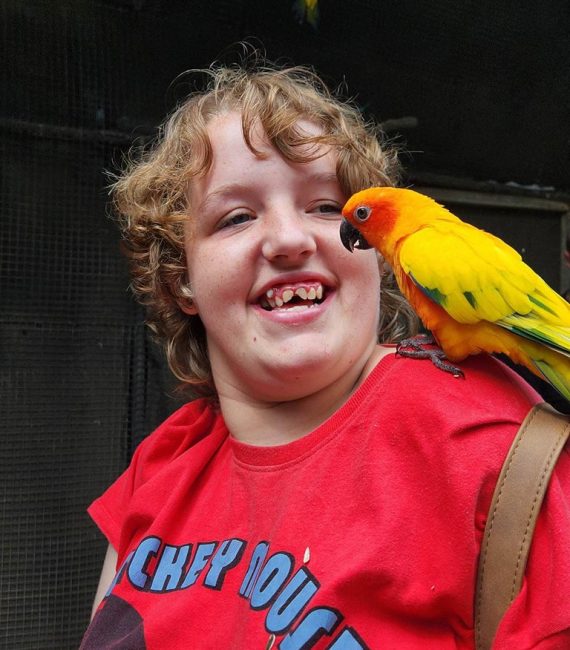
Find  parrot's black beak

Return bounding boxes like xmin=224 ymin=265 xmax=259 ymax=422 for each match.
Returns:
xmin=340 ymin=219 xmax=372 ymax=252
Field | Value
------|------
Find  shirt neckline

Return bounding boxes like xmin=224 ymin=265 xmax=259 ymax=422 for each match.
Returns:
xmin=229 ymin=352 xmax=396 ymax=469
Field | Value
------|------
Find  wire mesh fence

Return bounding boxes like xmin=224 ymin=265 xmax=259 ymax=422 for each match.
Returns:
xmin=1 ymin=3 xmax=182 ymax=646
xmin=2 ymin=0 xmax=568 ymax=647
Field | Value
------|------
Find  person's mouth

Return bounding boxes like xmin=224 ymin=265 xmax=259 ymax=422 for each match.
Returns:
xmin=258 ymin=281 xmax=328 ymax=312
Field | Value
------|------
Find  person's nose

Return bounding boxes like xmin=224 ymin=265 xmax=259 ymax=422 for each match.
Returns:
xmin=261 ymin=208 xmax=317 ymax=265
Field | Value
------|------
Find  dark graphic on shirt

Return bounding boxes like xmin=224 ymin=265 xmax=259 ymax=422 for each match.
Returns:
xmin=81 ymin=594 xmax=146 ymax=649
xmin=105 ymin=536 xmax=369 ymax=649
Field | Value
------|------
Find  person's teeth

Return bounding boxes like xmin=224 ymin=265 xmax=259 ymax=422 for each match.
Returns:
xmin=262 ymin=283 xmax=325 ymax=310
xmin=282 ymin=289 xmax=294 ymax=303
xmin=261 ymin=295 xmax=274 ymax=309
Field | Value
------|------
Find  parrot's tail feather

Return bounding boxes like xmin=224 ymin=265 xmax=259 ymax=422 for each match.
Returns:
xmin=542 ymin=343 xmax=570 ymax=359
xmin=517 ymin=337 xmax=570 ymax=402
xmin=499 ymin=315 xmax=570 ymax=356
xmin=533 ymin=358 xmax=570 ymax=402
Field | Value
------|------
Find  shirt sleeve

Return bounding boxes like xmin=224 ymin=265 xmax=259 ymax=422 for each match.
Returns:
xmin=494 ymin=443 xmax=570 ymax=648
xmin=436 ymin=355 xmax=570 ymax=647
xmin=462 ymin=360 xmax=570 ymax=646
xmin=87 ymin=442 xmax=147 ymax=551
xmin=87 ymin=399 xmax=225 ymax=552
xmin=379 ymin=351 xmax=563 ymax=644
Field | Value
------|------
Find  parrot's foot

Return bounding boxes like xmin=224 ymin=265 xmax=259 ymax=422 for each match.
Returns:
xmin=396 ymin=337 xmax=464 ymax=379
xmin=397 ymin=333 xmax=436 ymax=350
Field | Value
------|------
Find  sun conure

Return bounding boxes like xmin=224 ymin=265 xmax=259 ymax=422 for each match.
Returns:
xmin=340 ymin=187 xmax=570 ymax=401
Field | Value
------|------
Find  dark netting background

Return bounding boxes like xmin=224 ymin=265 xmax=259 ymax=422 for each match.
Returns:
xmin=1 ymin=0 xmax=569 ymax=647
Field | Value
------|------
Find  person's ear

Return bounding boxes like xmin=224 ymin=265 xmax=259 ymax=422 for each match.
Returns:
xmin=177 ymin=283 xmax=199 ymax=316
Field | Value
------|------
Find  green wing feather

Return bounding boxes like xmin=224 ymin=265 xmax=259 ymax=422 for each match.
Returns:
xmin=399 ymin=219 xmax=570 ymax=352
xmin=534 ymin=358 xmax=570 ymax=399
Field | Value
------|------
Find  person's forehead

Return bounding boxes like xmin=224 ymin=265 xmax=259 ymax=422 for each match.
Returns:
xmin=205 ymin=110 xmax=325 ymax=146
xmin=185 ymin=111 xmax=337 ymax=200
xmin=206 ymin=111 xmax=264 ymax=152
xmin=198 ymin=113 xmax=332 ymax=179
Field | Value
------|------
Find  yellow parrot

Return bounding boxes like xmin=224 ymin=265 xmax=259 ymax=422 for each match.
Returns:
xmin=292 ymin=0 xmax=319 ymax=27
xmin=339 ymin=187 xmax=570 ymax=401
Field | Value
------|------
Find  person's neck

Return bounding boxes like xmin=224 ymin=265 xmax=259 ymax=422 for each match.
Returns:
xmin=217 ymin=346 xmax=392 ymax=447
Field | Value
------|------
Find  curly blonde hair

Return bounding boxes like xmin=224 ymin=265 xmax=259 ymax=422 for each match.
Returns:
xmin=113 ymin=62 xmax=418 ymax=397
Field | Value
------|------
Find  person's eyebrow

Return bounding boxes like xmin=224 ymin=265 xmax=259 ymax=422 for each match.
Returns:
xmin=305 ymin=171 xmax=340 ymax=186
xmin=196 ymin=173 xmax=340 ymax=214
xmin=197 ymin=183 xmax=245 ymax=213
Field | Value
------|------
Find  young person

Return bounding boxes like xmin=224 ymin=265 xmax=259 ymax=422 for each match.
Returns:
xmin=81 ymin=63 xmax=570 ymax=649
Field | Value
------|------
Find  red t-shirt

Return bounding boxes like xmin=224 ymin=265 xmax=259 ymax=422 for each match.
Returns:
xmin=82 ymin=353 xmax=570 ymax=649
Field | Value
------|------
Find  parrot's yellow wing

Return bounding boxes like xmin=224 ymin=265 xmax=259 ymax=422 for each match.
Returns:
xmin=398 ymin=219 xmax=570 ymax=354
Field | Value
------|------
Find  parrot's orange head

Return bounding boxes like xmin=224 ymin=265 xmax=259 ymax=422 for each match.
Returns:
xmin=340 ymin=187 xmax=440 ymax=262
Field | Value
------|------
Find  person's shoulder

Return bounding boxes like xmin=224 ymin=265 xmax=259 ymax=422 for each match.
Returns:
xmin=150 ymin=398 xmax=223 ymax=441
xmin=366 ymin=352 xmax=543 ymax=504
xmin=368 ymin=351 xmax=541 ymax=452
xmin=379 ymin=350 xmax=540 ymax=418
xmin=130 ymin=398 xmax=227 ymax=477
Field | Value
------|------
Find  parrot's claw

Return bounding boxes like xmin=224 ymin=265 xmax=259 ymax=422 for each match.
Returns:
xmin=396 ymin=336 xmax=464 ymax=379
xmin=427 ymin=350 xmax=465 ymax=378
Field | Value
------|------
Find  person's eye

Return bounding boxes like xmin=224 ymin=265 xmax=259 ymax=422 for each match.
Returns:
xmin=313 ymin=203 xmax=341 ymax=218
xmin=217 ymin=212 xmax=254 ymax=230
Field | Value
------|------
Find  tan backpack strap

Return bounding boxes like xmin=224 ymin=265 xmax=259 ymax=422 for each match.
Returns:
xmin=474 ymin=402 xmax=570 ymax=650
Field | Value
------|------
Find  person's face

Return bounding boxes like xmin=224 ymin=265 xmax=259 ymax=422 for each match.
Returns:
xmin=184 ymin=112 xmax=381 ymax=402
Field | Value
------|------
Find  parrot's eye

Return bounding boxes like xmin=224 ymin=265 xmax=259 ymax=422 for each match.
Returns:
xmin=354 ymin=206 xmax=371 ymax=222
